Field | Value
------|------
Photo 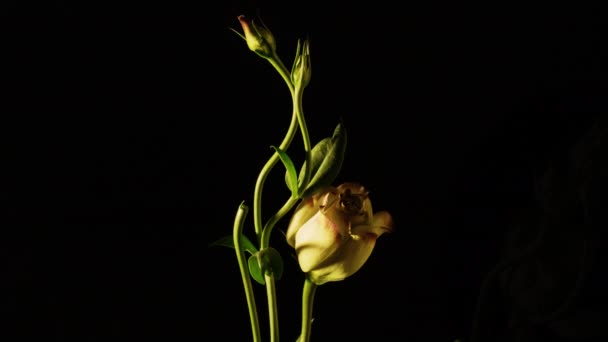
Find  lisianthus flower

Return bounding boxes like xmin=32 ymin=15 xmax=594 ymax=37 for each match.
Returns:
xmin=286 ymin=183 xmax=393 ymax=285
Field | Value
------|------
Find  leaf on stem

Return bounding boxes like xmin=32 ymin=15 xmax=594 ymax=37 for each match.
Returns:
xmin=248 ymin=247 xmax=285 ymax=285
xmin=299 ymin=122 xmax=347 ymax=197
xmin=209 ymin=234 xmax=258 ymax=256
xmin=248 ymin=254 xmax=266 ymax=284
xmin=271 ymin=145 xmax=299 ymax=198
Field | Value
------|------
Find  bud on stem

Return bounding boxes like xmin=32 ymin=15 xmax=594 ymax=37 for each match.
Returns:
xmin=291 ymin=39 xmax=311 ymax=89
xmin=237 ymin=15 xmax=277 ymax=59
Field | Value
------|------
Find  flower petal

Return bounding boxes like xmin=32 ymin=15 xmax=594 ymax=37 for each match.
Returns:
xmin=294 ymin=209 xmax=345 ymax=273
xmin=308 ymin=235 xmax=376 ymax=284
xmin=286 ymin=187 xmax=336 ymax=247
xmin=351 ymin=210 xmax=393 ymax=237
xmin=286 ymin=196 xmax=316 ymax=248
xmin=308 ymin=212 xmax=393 ymax=284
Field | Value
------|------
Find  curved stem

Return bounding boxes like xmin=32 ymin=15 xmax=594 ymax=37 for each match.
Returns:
xmin=233 ymin=202 xmax=261 ymax=342
xmin=252 ymin=110 xmax=297 ymax=237
xmin=260 ymin=196 xmax=299 ymax=249
xmin=252 ymin=55 xmax=295 ymax=239
xmin=250 ymin=52 xmax=315 ymax=342
xmin=251 ymin=55 xmax=298 ymax=342
xmin=269 ymin=56 xmax=295 ymax=95
xmin=258 ymin=78 xmax=313 ymax=250
xmin=300 ymin=276 xmax=317 ymax=342
xmin=265 ymin=273 xmax=280 ymax=342
xmin=294 ymin=86 xmax=313 ymax=193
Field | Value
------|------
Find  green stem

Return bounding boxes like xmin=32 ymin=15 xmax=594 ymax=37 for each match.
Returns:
xmin=254 ymin=53 xmax=315 ymax=244
xmin=252 ymin=55 xmax=298 ymax=342
xmin=252 ymin=109 xmax=297 ymax=236
xmin=258 ymin=74 xmax=313 ymax=250
xmin=250 ymin=53 xmax=315 ymax=342
xmin=265 ymin=273 xmax=280 ymax=342
xmin=260 ymin=196 xmax=299 ymax=250
xmin=269 ymin=56 xmax=295 ymax=95
xmin=252 ymin=55 xmax=295 ymax=239
xmin=258 ymin=184 xmax=299 ymax=342
xmin=300 ymin=276 xmax=317 ymax=342
xmin=294 ymin=86 xmax=313 ymax=193
xmin=233 ymin=202 xmax=261 ymax=342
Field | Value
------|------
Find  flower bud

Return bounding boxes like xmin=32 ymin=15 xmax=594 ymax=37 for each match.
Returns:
xmin=286 ymin=183 xmax=393 ymax=285
xmin=291 ymin=39 xmax=311 ymax=88
xmin=237 ymin=15 xmax=277 ymax=59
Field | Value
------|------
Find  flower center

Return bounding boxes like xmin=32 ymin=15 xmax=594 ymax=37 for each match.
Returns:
xmin=339 ymin=189 xmax=365 ymax=215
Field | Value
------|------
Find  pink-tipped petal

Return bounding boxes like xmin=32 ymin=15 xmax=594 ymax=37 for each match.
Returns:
xmin=295 ymin=211 xmax=344 ymax=273
xmin=286 ymin=196 xmax=316 ymax=247
xmin=286 ymin=187 xmax=337 ymax=247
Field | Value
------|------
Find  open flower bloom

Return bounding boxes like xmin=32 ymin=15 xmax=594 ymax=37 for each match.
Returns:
xmin=286 ymin=183 xmax=393 ymax=285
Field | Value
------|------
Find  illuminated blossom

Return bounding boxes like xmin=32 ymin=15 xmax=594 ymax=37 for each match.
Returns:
xmin=286 ymin=183 xmax=393 ymax=285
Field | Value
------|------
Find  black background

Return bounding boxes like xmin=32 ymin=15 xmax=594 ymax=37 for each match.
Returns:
xmin=2 ymin=1 xmax=606 ymax=341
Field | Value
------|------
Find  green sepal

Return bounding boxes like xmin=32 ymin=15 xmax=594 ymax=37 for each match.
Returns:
xmin=209 ymin=234 xmax=258 ymax=256
xmin=299 ymin=122 xmax=347 ymax=197
xmin=290 ymin=39 xmax=302 ymax=81
xmin=272 ymin=145 xmax=299 ymax=198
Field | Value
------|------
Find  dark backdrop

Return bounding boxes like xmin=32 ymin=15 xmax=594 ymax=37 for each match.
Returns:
xmin=3 ymin=1 xmax=606 ymax=341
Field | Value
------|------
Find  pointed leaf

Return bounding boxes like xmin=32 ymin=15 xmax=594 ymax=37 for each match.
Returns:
xmin=299 ymin=122 xmax=347 ymax=197
xmin=272 ymin=145 xmax=299 ymax=197
xmin=248 ymin=254 xmax=265 ymax=285
xmin=209 ymin=234 xmax=258 ymax=256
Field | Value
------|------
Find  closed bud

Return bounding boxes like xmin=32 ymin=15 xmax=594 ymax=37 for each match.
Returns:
xmin=291 ymin=39 xmax=311 ymax=88
xmin=237 ymin=15 xmax=277 ymax=59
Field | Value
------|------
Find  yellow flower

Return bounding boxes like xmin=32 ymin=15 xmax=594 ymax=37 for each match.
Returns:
xmin=286 ymin=183 xmax=393 ymax=285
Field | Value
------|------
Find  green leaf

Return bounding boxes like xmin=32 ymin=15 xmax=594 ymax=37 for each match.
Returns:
xmin=248 ymin=254 xmax=265 ymax=285
xmin=299 ymin=122 xmax=347 ymax=197
xmin=209 ymin=234 xmax=258 ymax=256
xmin=248 ymin=248 xmax=284 ymax=284
xmin=272 ymin=145 xmax=299 ymax=197
xmin=260 ymin=247 xmax=284 ymax=280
